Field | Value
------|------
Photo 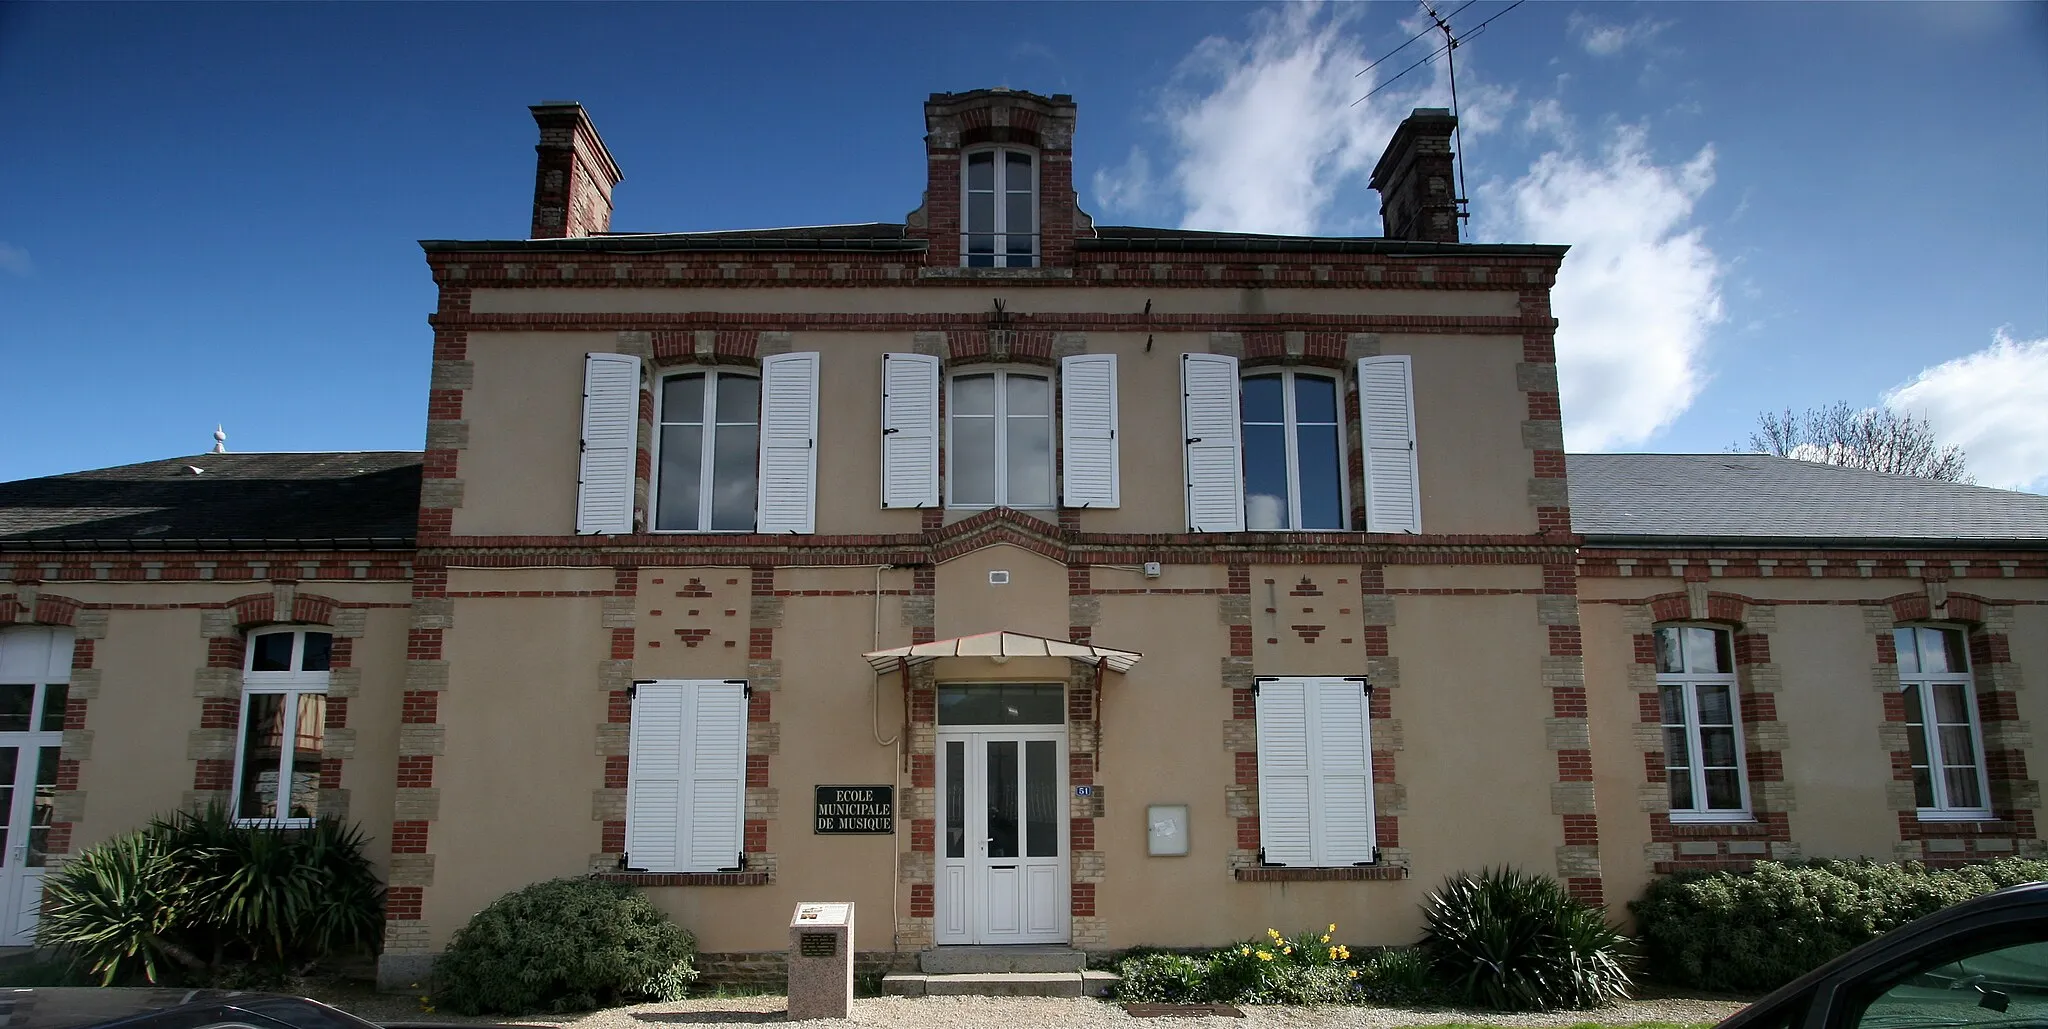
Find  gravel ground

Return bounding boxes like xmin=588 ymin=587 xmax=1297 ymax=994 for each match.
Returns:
xmin=328 ymin=991 xmax=1751 ymax=1028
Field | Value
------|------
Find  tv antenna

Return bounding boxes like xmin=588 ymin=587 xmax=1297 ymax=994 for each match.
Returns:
xmin=1352 ymin=0 xmax=1527 ymax=227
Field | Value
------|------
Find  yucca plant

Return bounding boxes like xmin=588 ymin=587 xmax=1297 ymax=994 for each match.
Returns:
xmin=1420 ymin=867 xmax=1633 ymax=1011
xmin=34 ymin=831 xmax=205 ymax=985
xmin=36 ymin=806 xmax=384 ymax=986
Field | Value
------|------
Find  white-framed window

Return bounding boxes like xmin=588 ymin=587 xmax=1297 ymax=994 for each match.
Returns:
xmin=1254 ymin=676 xmax=1375 ymax=867
xmin=948 ymin=370 xmax=1054 ymax=509
xmin=1896 ymin=625 xmax=1991 ymax=819
xmin=1656 ymin=625 xmax=1750 ymax=821
xmin=625 ymin=679 xmax=747 ymax=873
xmin=962 ymin=147 xmax=1037 ymax=268
xmin=655 ymin=370 xmax=760 ymax=532
xmin=233 ymin=628 xmax=331 ymax=826
xmin=1242 ymin=371 xmax=1346 ymax=530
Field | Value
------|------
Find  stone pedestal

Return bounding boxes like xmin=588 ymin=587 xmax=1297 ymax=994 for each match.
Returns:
xmin=787 ymin=901 xmax=854 ymax=1020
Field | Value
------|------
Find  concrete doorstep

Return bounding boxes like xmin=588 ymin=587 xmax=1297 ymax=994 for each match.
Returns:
xmin=881 ymin=969 xmax=1121 ymax=998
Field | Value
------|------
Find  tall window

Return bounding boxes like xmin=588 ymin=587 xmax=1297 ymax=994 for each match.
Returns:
xmin=656 ymin=371 xmax=759 ymax=532
xmin=1242 ymin=371 xmax=1345 ymax=530
xmin=1896 ymin=626 xmax=1989 ymax=818
xmin=949 ymin=372 xmax=1053 ymax=509
xmin=963 ymin=147 xmax=1036 ymax=268
xmin=1656 ymin=625 xmax=1749 ymax=820
xmin=234 ymin=629 xmax=330 ymax=825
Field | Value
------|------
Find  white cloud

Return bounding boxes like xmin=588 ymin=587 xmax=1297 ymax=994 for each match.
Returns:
xmin=1885 ymin=329 xmax=2048 ymax=492
xmin=1482 ymin=126 xmax=1724 ymax=451
xmin=1149 ymin=4 xmax=1402 ymax=234
xmin=1567 ymin=13 xmax=1669 ymax=56
xmin=1091 ymin=147 xmax=1156 ymax=218
xmin=0 ymin=242 xmax=29 ymax=277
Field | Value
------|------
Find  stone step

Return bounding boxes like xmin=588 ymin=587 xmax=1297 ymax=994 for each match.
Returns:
xmin=881 ymin=970 xmax=1120 ymax=998
xmin=919 ymin=945 xmax=1089 ymax=974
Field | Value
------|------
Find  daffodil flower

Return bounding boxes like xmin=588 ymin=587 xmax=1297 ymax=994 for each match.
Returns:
xmin=1328 ymin=923 xmax=1337 ymax=933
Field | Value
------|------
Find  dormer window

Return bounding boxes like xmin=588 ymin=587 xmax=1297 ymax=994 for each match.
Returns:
xmin=963 ymin=147 xmax=1037 ymax=268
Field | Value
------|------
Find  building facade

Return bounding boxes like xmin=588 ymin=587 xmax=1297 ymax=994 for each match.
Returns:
xmin=1 ymin=89 xmax=2043 ymax=989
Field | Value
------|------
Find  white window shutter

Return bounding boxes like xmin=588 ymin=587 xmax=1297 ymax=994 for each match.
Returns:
xmin=577 ymin=353 xmax=642 ymax=535
xmin=684 ymin=681 xmax=747 ymax=871
xmin=1060 ymin=354 xmax=1120 ymax=508
xmin=625 ymin=682 xmax=687 ymax=871
xmin=1254 ymin=678 xmax=1314 ymax=867
xmin=1311 ymin=678 xmax=1376 ymax=865
xmin=626 ymin=679 xmax=747 ymax=873
xmin=1181 ymin=353 xmax=1245 ymax=532
xmin=756 ymin=352 xmax=820 ymax=534
xmin=880 ymin=353 xmax=940 ymax=508
xmin=1358 ymin=355 xmax=1421 ymax=534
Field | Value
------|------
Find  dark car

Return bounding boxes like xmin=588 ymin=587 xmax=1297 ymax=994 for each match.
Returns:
xmin=1717 ymin=882 xmax=2048 ymax=1029
xmin=0 ymin=990 xmax=396 ymax=1029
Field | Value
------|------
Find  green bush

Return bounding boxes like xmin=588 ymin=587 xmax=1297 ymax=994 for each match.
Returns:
xmin=1353 ymin=947 xmax=1435 ymax=1005
xmin=1261 ymin=964 xmax=1356 ymax=1005
xmin=1420 ymin=867 xmax=1633 ymax=1011
xmin=432 ymin=877 xmax=697 ymax=1015
xmin=36 ymin=808 xmax=384 ymax=986
xmin=1631 ymin=857 xmax=2048 ymax=993
xmin=1115 ymin=953 xmax=1207 ymax=1003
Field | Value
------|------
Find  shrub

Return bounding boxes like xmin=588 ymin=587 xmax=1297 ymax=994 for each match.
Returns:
xmin=1115 ymin=953 xmax=1208 ymax=1003
xmin=1420 ymin=867 xmax=1632 ymax=1011
xmin=1262 ymin=964 xmax=1356 ymax=1005
xmin=432 ymin=877 xmax=697 ymax=1015
xmin=1631 ymin=857 xmax=2048 ymax=993
xmin=1354 ymin=947 xmax=1435 ymax=1005
xmin=36 ymin=807 xmax=384 ymax=986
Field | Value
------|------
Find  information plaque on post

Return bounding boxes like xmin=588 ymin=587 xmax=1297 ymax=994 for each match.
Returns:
xmin=787 ymin=901 xmax=854 ymax=1020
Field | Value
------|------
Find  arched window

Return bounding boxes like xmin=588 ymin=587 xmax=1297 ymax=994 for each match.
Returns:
xmin=1241 ymin=371 xmax=1346 ymax=530
xmin=963 ymin=147 xmax=1037 ymax=268
xmin=948 ymin=371 xmax=1054 ymax=509
xmin=1895 ymin=625 xmax=1990 ymax=818
xmin=1655 ymin=624 xmax=1750 ymax=821
xmin=234 ymin=628 xmax=331 ymax=825
xmin=655 ymin=370 xmax=760 ymax=532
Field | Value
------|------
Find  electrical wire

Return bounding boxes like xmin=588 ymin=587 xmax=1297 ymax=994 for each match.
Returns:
xmin=1351 ymin=0 xmax=1473 ymax=79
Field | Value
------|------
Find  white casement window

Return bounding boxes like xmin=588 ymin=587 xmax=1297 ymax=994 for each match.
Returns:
xmin=1241 ymin=371 xmax=1346 ymax=531
xmin=655 ymin=371 xmax=760 ymax=532
xmin=948 ymin=371 xmax=1054 ymax=509
xmin=1896 ymin=626 xmax=1991 ymax=819
xmin=625 ymin=680 xmax=747 ymax=873
xmin=1656 ymin=625 xmax=1750 ymax=821
xmin=233 ymin=629 xmax=331 ymax=826
xmin=962 ymin=147 xmax=1037 ymax=268
xmin=1254 ymin=676 xmax=1375 ymax=867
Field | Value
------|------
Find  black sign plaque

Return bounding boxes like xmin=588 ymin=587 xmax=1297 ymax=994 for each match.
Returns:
xmin=799 ymin=932 xmax=838 ymax=957
xmin=814 ymin=785 xmax=894 ymax=834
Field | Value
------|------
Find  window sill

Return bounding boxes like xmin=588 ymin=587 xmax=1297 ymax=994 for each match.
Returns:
xmin=1235 ymin=865 xmax=1407 ymax=883
xmin=921 ymin=267 xmax=1073 ymax=281
xmin=1667 ymin=812 xmax=1757 ymax=826
xmin=234 ymin=819 xmax=316 ymax=830
xmin=1916 ymin=810 xmax=2001 ymax=824
xmin=597 ymin=871 xmax=770 ymax=887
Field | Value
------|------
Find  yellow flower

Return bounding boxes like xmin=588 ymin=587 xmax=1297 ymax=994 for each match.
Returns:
xmin=1267 ymin=928 xmax=1282 ymax=939
xmin=1349 ymin=969 xmax=1359 ymax=979
xmin=1320 ymin=934 xmax=1331 ymax=943
xmin=1256 ymin=950 xmax=1273 ymax=961
xmin=1239 ymin=947 xmax=1250 ymax=955
xmin=1328 ymin=923 xmax=1337 ymax=933
xmin=1282 ymin=946 xmax=1292 ymax=955
xmin=1328 ymin=947 xmax=1340 ymax=959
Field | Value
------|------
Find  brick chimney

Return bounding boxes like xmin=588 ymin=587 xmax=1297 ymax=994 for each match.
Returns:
xmin=528 ymin=102 xmax=622 ymax=240
xmin=1369 ymin=108 xmax=1460 ymax=243
xmin=907 ymin=89 xmax=1087 ymax=269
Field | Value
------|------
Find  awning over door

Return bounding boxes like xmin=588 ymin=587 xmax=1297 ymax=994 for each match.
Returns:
xmin=863 ymin=631 xmax=1141 ymax=674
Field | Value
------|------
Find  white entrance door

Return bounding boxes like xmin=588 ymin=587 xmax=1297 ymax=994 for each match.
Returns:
xmin=0 ymin=627 xmax=71 ymax=947
xmin=936 ymin=728 xmax=1068 ymax=945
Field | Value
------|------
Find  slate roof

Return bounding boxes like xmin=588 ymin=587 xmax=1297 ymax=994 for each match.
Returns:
xmin=1568 ymin=454 xmax=2048 ymax=545
xmin=0 ymin=453 xmax=422 ymax=550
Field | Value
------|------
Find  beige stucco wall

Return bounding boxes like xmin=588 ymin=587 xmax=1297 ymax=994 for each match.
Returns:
xmin=1583 ymin=571 xmax=2048 ymax=912
xmin=449 ymin=293 xmax=1540 ymax=540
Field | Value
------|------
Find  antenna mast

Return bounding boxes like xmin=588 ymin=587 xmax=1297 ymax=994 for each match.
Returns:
xmin=1422 ymin=0 xmax=1472 ymax=228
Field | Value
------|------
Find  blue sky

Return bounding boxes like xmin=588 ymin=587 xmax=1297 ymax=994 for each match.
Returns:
xmin=3 ymin=2 xmax=2045 ymax=489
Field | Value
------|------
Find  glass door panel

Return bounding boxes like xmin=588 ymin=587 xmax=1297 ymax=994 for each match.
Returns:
xmin=986 ymin=741 xmax=1018 ymax=859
